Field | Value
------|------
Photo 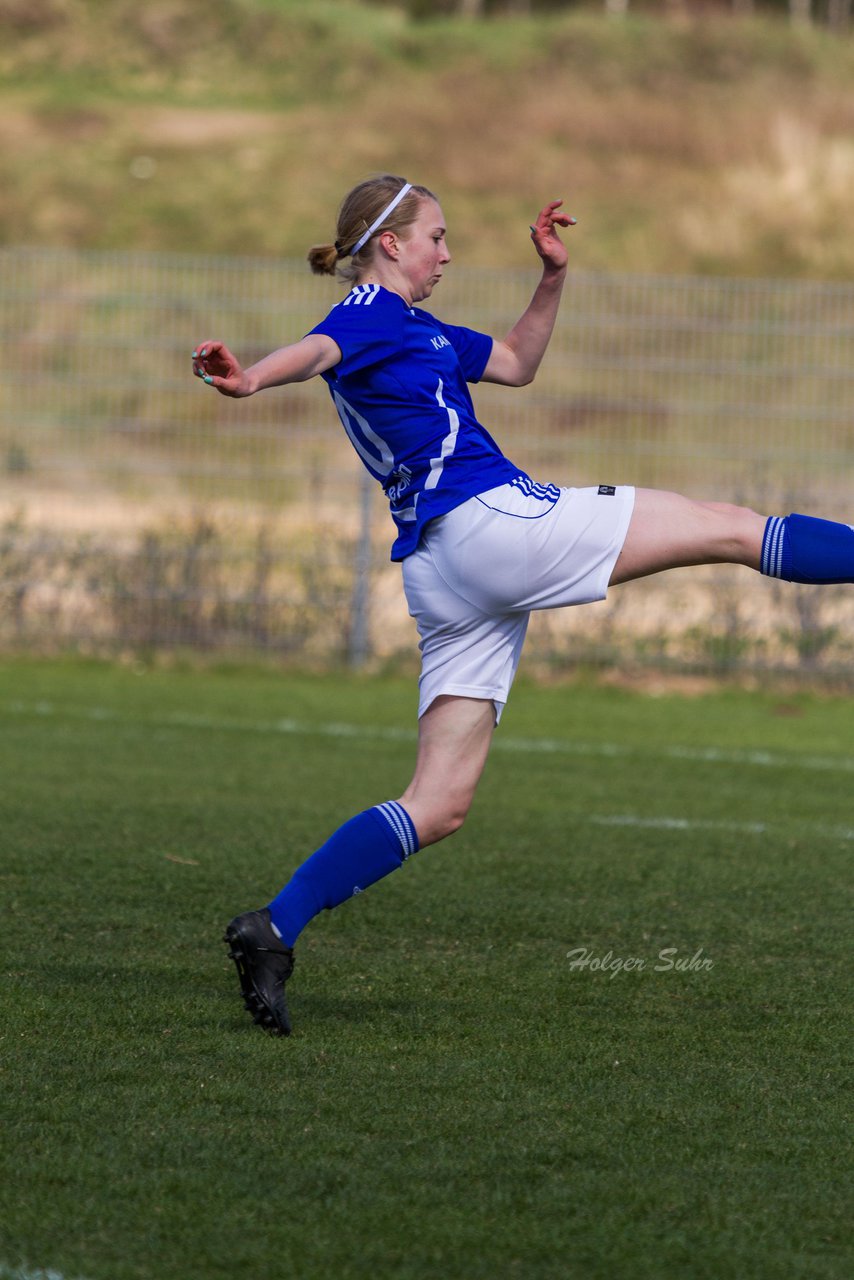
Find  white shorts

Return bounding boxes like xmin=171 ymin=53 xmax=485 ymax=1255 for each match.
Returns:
xmin=402 ymin=479 xmax=635 ymax=723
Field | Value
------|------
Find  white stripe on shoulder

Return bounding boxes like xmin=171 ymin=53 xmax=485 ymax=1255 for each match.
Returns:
xmin=343 ymin=284 xmax=380 ymax=307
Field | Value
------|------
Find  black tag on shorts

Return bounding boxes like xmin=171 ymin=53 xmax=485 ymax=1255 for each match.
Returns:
xmin=598 ymin=484 xmax=616 ymax=496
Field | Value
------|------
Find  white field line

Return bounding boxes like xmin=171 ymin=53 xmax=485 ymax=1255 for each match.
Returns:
xmin=593 ymin=814 xmax=854 ymax=842
xmin=0 ymin=1266 xmax=90 ymax=1280
xmin=594 ymin=815 xmax=770 ymax=834
xmin=5 ymin=698 xmax=854 ymax=842
xmin=5 ymin=697 xmax=854 ymax=775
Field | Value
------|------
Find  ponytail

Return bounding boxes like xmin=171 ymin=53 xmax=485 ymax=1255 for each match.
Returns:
xmin=307 ymin=243 xmax=339 ymax=276
xmin=307 ymin=174 xmax=436 ymax=285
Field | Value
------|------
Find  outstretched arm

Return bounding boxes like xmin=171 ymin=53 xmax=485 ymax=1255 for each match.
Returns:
xmin=192 ymin=333 xmax=341 ymax=398
xmin=481 ymin=199 xmax=574 ymax=388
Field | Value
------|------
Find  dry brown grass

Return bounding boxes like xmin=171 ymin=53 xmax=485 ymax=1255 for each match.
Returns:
xmin=2 ymin=8 xmax=854 ymax=274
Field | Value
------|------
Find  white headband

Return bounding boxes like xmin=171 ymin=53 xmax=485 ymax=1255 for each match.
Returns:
xmin=349 ymin=182 xmax=413 ymax=257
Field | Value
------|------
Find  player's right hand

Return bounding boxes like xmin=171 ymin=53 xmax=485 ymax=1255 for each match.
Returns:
xmin=192 ymin=341 xmax=251 ymax=397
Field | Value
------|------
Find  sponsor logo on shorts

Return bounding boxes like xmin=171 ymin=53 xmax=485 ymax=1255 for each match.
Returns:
xmin=598 ymin=484 xmax=616 ymax=496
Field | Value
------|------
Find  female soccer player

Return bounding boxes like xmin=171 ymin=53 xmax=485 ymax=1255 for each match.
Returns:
xmin=192 ymin=175 xmax=853 ymax=1036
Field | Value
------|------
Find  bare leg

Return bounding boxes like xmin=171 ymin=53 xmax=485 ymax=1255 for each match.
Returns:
xmin=227 ymin=696 xmax=496 ymax=1034
xmin=611 ymin=488 xmax=766 ymax=586
xmin=399 ymin=496 xmax=767 ymax=841
xmin=398 ymin=694 xmax=496 ymax=848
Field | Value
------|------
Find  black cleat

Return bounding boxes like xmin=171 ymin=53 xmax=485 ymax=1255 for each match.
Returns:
xmin=223 ymin=909 xmax=295 ymax=1036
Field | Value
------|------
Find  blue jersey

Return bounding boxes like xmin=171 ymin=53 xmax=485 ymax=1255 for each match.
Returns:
xmin=308 ymin=283 xmax=521 ymax=560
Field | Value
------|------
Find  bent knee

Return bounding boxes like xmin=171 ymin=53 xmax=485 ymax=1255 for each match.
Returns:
xmin=427 ymin=808 xmax=467 ymax=845
xmin=706 ymin=500 xmax=761 ymax=520
xmin=406 ymin=802 xmax=469 ymax=849
xmin=441 ymin=809 xmax=467 ymax=838
xmin=701 ymin=501 xmax=765 ymax=563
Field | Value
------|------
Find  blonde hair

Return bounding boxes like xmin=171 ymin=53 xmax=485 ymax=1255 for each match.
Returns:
xmin=308 ymin=174 xmax=437 ymax=283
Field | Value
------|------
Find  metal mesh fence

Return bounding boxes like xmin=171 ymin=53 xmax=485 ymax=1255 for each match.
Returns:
xmin=2 ymin=247 xmax=852 ymax=677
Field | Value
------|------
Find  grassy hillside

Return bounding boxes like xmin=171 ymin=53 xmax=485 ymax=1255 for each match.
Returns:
xmin=2 ymin=1 xmax=854 ymax=274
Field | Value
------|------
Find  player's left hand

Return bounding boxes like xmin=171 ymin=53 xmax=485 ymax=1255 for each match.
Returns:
xmin=529 ymin=200 xmax=575 ymax=272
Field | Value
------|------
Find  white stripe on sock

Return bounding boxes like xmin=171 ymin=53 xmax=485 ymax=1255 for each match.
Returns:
xmin=386 ymin=800 xmax=416 ymax=857
xmin=376 ymin=802 xmax=410 ymax=857
xmin=763 ymin=517 xmax=785 ymax=578
xmin=772 ymin=517 xmax=785 ymax=578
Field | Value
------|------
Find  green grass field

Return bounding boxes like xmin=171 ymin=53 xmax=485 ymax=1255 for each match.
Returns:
xmin=1 ymin=659 xmax=851 ymax=1280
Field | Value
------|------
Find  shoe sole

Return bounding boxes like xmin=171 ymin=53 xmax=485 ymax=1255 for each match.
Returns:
xmin=224 ymin=920 xmax=291 ymax=1036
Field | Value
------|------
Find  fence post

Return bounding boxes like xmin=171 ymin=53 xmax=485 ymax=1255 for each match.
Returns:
xmin=348 ymin=467 xmax=374 ymax=668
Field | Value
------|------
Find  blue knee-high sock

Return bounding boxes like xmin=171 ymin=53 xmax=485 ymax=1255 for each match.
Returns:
xmin=267 ymin=802 xmax=419 ymax=947
xmin=761 ymin=514 xmax=854 ymax=585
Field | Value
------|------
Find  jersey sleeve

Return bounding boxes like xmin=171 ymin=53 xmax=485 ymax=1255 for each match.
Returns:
xmin=431 ymin=318 xmax=494 ymax=383
xmin=308 ymin=299 xmax=404 ymax=378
